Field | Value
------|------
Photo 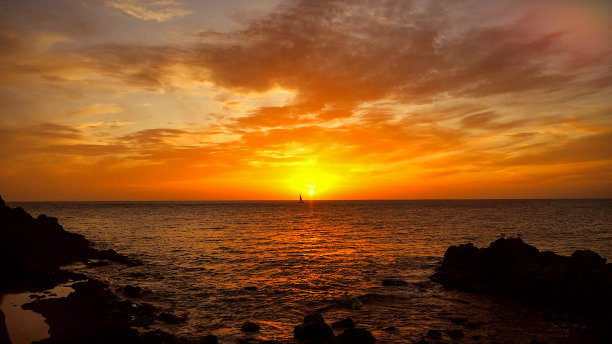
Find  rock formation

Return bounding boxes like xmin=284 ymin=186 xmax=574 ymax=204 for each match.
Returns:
xmin=431 ymin=237 xmax=612 ymax=315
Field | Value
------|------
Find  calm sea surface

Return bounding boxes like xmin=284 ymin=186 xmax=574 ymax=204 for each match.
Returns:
xmin=10 ymin=200 xmax=612 ymax=343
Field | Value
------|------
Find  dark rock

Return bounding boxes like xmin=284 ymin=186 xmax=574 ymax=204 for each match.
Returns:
xmin=241 ymin=321 xmax=261 ymax=332
xmin=121 ymin=285 xmax=143 ymax=298
xmin=0 ymin=197 xmax=134 ymax=294
xmin=415 ymin=340 xmax=429 ymax=344
xmin=244 ymin=286 xmax=258 ymax=291
xmin=383 ymin=326 xmax=396 ymax=331
xmin=448 ymin=329 xmax=464 ymax=339
xmin=259 ymin=341 xmax=281 ymax=344
xmin=426 ymin=330 xmax=442 ymax=340
xmin=294 ymin=313 xmax=333 ymax=342
xmin=382 ymin=279 xmax=408 ymax=287
xmin=330 ymin=328 xmax=375 ymax=344
xmin=21 ymin=279 xmax=140 ymax=343
xmin=430 ymin=237 xmax=612 ymax=315
xmin=570 ymin=250 xmax=606 ymax=266
xmin=0 ymin=310 xmax=10 ymax=344
xmin=200 ymin=334 xmax=218 ymax=344
xmin=159 ymin=312 xmax=185 ymax=325
xmin=332 ymin=318 xmax=356 ymax=330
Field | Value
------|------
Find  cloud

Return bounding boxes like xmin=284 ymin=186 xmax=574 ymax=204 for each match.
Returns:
xmin=106 ymin=0 xmax=192 ymax=22
xmin=1 ymin=0 xmax=612 ymax=199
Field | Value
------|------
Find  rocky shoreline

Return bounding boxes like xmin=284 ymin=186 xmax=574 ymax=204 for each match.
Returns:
xmin=1 ymin=194 xmax=611 ymax=343
xmin=430 ymin=237 xmax=612 ymax=316
xmin=0 ymin=195 xmax=379 ymax=344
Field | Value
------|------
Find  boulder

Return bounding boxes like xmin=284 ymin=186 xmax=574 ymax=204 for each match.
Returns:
xmin=332 ymin=318 xmax=356 ymax=330
xmin=430 ymin=237 xmax=612 ymax=314
xmin=121 ymin=285 xmax=143 ymax=298
xmin=330 ymin=328 xmax=375 ymax=344
xmin=241 ymin=321 xmax=261 ymax=332
xmin=294 ymin=313 xmax=333 ymax=342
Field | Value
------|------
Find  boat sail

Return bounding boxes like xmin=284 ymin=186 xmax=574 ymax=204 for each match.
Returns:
xmin=298 ymin=193 xmax=304 ymax=203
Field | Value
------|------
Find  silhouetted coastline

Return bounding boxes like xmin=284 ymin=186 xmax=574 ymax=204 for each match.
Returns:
xmin=1 ymin=194 xmax=611 ymax=343
xmin=0 ymin=195 xmax=196 ymax=343
xmin=430 ymin=237 xmax=612 ymax=316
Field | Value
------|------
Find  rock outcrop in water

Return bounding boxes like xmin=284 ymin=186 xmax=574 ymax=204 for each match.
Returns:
xmin=294 ymin=313 xmax=375 ymax=344
xmin=431 ymin=237 xmax=612 ymax=315
xmin=0 ymin=194 xmax=195 ymax=343
xmin=0 ymin=194 xmax=137 ymax=294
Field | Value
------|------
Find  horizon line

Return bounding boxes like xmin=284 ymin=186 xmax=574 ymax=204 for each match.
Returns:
xmin=7 ymin=197 xmax=612 ymax=203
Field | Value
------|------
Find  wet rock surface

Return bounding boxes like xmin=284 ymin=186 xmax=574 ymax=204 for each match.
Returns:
xmin=430 ymin=237 xmax=612 ymax=315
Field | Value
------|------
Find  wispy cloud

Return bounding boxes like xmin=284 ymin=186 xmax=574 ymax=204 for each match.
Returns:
xmin=106 ymin=0 xmax=192 ymax=22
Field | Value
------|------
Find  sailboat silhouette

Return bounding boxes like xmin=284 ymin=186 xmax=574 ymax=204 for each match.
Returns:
xmin=298 ymin=193 xmax=304 ymax=203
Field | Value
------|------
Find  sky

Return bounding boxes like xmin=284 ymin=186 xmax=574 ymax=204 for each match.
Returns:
xmin=1 ymin=0 xmax=611 ymax=201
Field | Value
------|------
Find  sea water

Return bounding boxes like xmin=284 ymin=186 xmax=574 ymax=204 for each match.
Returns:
xmin=10 ymin=200 xmax=612 ymax=343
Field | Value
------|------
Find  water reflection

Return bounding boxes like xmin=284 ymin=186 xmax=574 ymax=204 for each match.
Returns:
xmin=10 ymin=199 xmax=612 ymax=343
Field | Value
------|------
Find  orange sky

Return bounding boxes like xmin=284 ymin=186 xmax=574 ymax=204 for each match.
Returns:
xmin=1 ymin=0 xmax=612 ymax=200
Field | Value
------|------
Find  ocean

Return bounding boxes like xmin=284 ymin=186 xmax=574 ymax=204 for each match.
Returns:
xmin=9 ymin=199 xmax=612 ymax=343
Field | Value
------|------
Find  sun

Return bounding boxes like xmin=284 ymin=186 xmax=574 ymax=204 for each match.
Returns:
xmin=308 ymin=189 xmax=314 ymax=195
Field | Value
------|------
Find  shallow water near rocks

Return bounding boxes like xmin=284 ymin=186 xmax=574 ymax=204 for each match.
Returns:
xmin=11 ymin=199 xmax=612 ymax=343
xmin=1 ymin=282 xmax=76 ymax=344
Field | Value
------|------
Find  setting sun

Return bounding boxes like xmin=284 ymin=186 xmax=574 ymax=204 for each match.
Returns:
xmin=0 ymin=0 xmax=610 ymax=202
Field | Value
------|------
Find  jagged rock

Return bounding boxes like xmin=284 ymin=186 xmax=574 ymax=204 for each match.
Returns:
xmin=330 ymin=328 xmax=375 ymax=344
xmin=332 ymin=318 xmax=355 ymax=330
xmin=241 ymin=321 xmax=261 ymax=332
xmin=430 ymin=237 xmax=612 ymax=314
xmin=294 ymin=313 xmax=333 ymax=342
xmin=0 ymin=196 xmax=135 ymax=294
